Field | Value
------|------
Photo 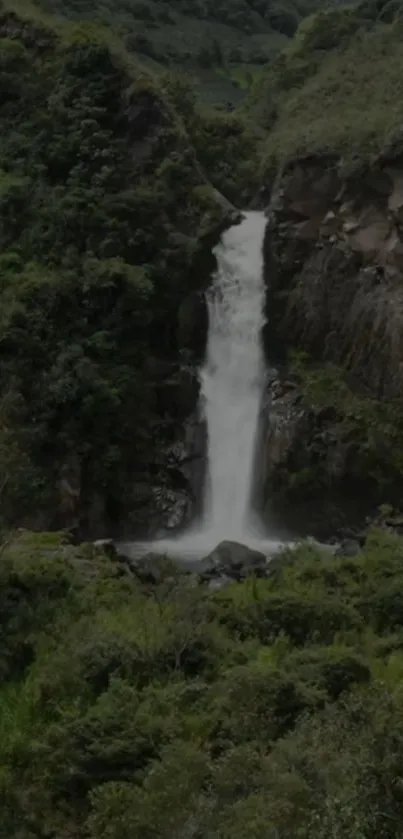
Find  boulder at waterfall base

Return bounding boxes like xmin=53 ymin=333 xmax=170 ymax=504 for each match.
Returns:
xmin=199 ymin=540 xmax=267 ymax=580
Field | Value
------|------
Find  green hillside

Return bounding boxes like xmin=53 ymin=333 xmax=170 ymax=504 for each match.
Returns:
xmin=24 ymin=0 xmax=349 ymax=104
xmin=4 ymin=528 xmax=403 ymax=837
xmin=244 ymin=0 xmax=403 ymax=170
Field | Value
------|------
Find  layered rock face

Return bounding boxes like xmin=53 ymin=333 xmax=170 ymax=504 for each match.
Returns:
xmin=261 ymin=155 xmax=403 ymax=536
xmin=265 ymin=156 xmax=403 ymax=400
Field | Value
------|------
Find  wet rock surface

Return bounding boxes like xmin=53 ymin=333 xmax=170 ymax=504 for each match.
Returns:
xmin=114 ymin=539 xmax=281 ymax=587
xmin=109 ymin=505 xmax=403 ymax=589
xmin=198 ymin=540 xmax=268 ymax=581
xmin=112 ymin=354 xmax=207 ymax=540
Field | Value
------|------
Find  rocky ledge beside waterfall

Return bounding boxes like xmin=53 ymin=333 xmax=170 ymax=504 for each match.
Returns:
xmin=259 ymin=153 xmax=403 ymax=538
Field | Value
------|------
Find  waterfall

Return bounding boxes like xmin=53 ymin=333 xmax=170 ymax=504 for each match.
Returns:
xmin=120 ymin=211 xmax=284 ymax=561
xmin=199 ymin=211 xmax=267 ymax=542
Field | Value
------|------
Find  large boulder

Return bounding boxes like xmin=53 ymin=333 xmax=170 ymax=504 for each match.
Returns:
xmin=199 ymin=540 xmax=267 ymax=581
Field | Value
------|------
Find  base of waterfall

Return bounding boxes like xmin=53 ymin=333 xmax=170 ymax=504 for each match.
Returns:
xmin=116 ymin=531 xmax=287 ymax=587
xmin=117 ymin=521 xmax=286 ymax=569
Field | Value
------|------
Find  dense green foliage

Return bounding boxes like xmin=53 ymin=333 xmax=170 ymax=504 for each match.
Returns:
xmin=4 ymin=529 xmax=403 ymax=836
xmin=4 ymin=0 xmax=403 ymax=532
xmin=3 ymin=1 xmax=403 ymax=835
xmin=0 ymin=4 xmax=259 ymax=533
xmin=243 ymin=0 xmax=403 ymax=167
xmin=19 ymin=0 xmax=350 ymax=105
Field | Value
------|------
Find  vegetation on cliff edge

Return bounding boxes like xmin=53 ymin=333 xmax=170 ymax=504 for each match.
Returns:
xmin=247 ymin=0 xmax=403 ymax=170
xmin=24 ymin=0 xmax=347 ymax=106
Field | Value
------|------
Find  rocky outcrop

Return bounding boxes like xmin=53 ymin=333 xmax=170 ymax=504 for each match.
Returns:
xmin=261 ymin=376 xmax=380 ymax=539
xmin=115 ymin=539 xmax=279 ymax=587
xmin=261 ymin=154 xmax=403 ymax=533
xmin=198 ymin=540 xmax=268 ymax=581
xmin=103 ymin=506 xmax=403 ymax=583
xmin=265 ymin=155 xmax=403 ymax=402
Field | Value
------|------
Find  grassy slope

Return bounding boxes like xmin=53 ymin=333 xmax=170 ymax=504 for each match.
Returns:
xmin=264 ymin=22 xmax=403 ymax=170
xmin=247 ymin=2 xmax=403 ymax=171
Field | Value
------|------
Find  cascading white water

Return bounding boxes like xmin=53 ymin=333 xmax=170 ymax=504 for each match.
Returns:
xmin=199 ymin=210 xmax=267 ymax=542
xmin=120 ymin=210 xmax=284 ymax=560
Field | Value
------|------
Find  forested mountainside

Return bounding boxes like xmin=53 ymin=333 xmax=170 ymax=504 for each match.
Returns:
xmin=0 ymin=0 xmax=259 ymax=537
xmin=255 ymin=0 xmax=403 ymax=163
xmin=20 ymin=0 xmax=349 ymax=104
xmin=5 ymin=0 xmax=403 ymax=837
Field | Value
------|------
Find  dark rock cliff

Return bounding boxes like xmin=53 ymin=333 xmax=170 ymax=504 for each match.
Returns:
xmin=265 ymin=154 xmax=403 ymax=399
xmin=261 ymin=154 xmax=403 ymax=536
